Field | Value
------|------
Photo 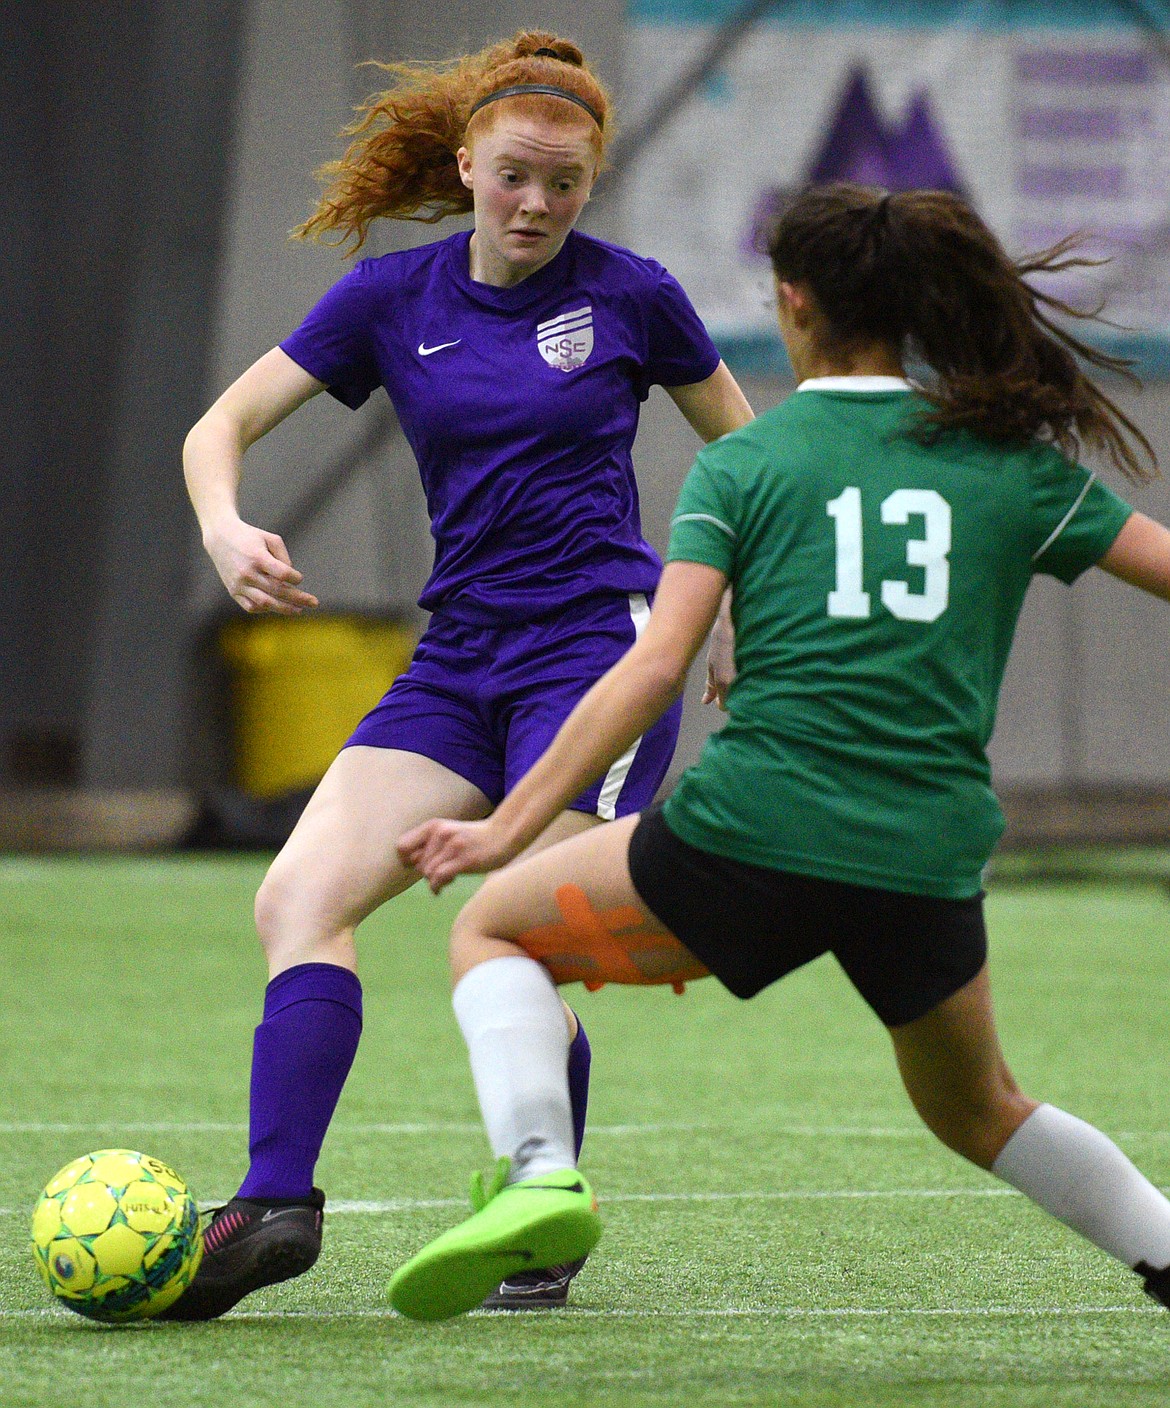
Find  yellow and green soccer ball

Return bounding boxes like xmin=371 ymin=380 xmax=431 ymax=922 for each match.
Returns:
xmin=30 ymin=1149 xmax=203 ymax=1322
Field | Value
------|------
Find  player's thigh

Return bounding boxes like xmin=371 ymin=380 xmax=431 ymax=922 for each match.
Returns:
xmin=259 ymin=746 xmax=492 ymax=934
xmin=889 ymin=964 xmax=1006 ymax=1101
xmin=462 ymin=815 xmax=647 ymax=938
xmin=510 ymin=806 xmax=602 ymax=865
xmin=887 ymin=964 xmax=1035 ymax=1165
xmin=453 ymin=815 xmax=708 ymax=988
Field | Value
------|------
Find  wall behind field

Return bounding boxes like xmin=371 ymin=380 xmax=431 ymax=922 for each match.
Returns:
xmin=2 ymin=0 xmax=245 ymax=792
xmin=8 ymin=0 xmax=1170 ymax=810
xmin=200 ymin=0 xmax=1170 ymax=800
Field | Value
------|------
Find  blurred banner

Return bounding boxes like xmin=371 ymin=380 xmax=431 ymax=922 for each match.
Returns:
xmin=623 ymin=0 xmax=1170 ymax=374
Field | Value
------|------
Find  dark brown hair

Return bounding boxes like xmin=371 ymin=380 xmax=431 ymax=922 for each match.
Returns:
xmin=767 ymin=182 xmax=1155 ymax=482
xmin=294 ymin=31 xmax=611 ymax=253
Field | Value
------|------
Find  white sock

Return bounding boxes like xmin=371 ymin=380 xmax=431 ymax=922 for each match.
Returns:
xmin=453 ymin=956 xmax=576 ymax=1184
xmin=991 ymin=1103 xmax=1170 ymax=1270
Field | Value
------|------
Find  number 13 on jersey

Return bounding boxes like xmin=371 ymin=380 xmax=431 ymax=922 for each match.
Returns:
xmin=826 ymin=487 xmax=951 ymax=623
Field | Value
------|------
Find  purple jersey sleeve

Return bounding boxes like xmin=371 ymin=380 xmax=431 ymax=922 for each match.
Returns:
xmin=279 ymin=260 xmax=384 ymax=409
xmin=638 ymin=266 xmax=722 ymax=396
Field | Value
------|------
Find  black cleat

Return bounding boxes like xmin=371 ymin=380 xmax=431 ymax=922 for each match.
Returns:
xmin=482 ymin=1255 xmax=588 ymax=1310
xmin=1136 ymin=1260 xmax=1170 ymax=1308
xmin=158 ymin=1188 xmax=325 ymax=1321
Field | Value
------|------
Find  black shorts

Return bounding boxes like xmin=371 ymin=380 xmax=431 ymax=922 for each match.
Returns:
xmin=626 ymin=806 xmax=987 ymax=1028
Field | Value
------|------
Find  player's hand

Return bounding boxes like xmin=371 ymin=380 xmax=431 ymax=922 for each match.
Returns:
xmin=701 ymin=604 xmax=736 ymax=710
xmin=397 ymin=818 xmax=521 ymax=894
xmin=204 ymin=518 xmax=319 ymax=615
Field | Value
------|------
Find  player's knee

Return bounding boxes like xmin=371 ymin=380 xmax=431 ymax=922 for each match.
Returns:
xmin=448 ymin=897 xmax=497 ymax=981
xmin=254 ymin=863 xmax=292 ymax=956
xmin=448 ymin=909 xmax=475 ymax=966
xmin=254 ymin=854 xmax=326 ymax=959
xmin=916 ymin=1084 xmax=1030 ymax=1170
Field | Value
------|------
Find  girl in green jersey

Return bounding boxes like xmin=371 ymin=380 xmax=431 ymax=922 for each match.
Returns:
xmin=388 ymin=183 xmax=1170 ymax=1321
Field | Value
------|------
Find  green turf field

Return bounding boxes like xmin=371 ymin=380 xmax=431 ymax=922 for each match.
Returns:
xmin=1 ymin=855 xmax=1169 ymax=1406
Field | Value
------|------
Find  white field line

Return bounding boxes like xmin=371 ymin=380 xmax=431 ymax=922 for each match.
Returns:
xmin=0 ymin=1304 xmax=1158 ymax=1322
xmin=1 ymin=1188 xmax=1023 ymax=1218
xmin=0 ymin=1121 xmax=698 ymax=1136
xmin=10 ymin=1183 xmax=1170 ymax=1216
xmin=2 ymin=1120 xmax=1166 ymax=1139
xmin=312 ymin=1189 xmax=1028 ymax=1215
xmin=2 ymin=1183 xmax=1164 ymax=1224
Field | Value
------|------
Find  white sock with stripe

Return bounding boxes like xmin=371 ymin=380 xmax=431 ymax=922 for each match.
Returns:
xmin=991 ymin=1103 xmax=1170 ymax=1270
xmin=453 ymin=956 xmax=576 ymax=1185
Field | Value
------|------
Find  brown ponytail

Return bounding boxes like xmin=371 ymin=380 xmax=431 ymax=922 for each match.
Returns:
xmin=767 ymin=182 xmax=1156 ymax=483
xmin=293 ymin=30 xmax=611 ymax=253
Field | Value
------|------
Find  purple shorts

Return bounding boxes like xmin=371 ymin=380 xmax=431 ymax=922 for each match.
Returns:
xmin=345 ymin=592 xmax=683 ymax=818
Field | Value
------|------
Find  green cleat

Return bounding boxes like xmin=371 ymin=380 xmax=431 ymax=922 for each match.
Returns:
xmin=388 ymin=1161 xmax=601 ymax=1322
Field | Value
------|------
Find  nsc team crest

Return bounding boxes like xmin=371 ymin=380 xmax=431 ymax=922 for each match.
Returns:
xmin=537 ymin=305 xmax=593 ymax=371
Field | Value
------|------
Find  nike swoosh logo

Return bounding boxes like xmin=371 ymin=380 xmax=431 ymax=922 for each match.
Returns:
xmin=260 ymin=1207 xmax=303 ymax=1223
xmin=418 ymin=339 xmax=462 ymax=356
xmin=496 ymin=1248 xmax=535 ymax=1261
xmin=513 ymin=1181 xmax=586 ymax=1195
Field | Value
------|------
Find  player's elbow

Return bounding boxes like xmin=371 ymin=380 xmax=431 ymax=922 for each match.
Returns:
xmin=187 ymin=400 xmax=256 ymax=464
xmin=633 ymin=649 xmax=689 ymax=707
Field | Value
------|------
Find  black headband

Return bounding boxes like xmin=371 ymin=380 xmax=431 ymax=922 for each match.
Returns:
xmin=468 ymin=84 xmax=602 ymax=128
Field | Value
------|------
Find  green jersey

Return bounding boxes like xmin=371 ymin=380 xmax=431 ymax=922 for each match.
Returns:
xmin=664 ymin=378 xmax=1133 ymax=899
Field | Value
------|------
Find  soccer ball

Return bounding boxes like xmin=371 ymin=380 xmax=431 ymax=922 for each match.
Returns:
xmin=30 ymin=1149 xmax=203 ymax=1322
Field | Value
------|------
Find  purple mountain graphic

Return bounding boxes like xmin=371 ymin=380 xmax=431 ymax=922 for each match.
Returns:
xmin=809 ymin=66 xmax=964 ymax=191
xmin=746 ymin=67 xmax=965 ymax=257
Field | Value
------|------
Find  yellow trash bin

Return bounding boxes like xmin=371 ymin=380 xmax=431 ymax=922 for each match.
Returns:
xmin=219 ymin=614 xmax=416 ymax=799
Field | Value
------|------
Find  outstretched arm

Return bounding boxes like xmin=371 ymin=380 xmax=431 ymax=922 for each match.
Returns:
xmin=185 ymin=347 xmax=324 ymax=615
xmin=399 ymin=560 xmax=729 ymax=890
xmin=1098 ymin=511 xmax=1170 ymax=600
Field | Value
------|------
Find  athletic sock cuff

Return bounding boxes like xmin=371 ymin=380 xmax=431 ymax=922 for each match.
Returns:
xmin=453 ymin=955 xmax=559 ymax=1028
xmin=263 ymin=963 xmax=364 ymax=1022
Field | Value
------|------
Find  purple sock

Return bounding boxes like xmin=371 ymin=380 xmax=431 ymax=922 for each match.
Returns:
xmin=236 ymin=963 xmax=363 ymax=1201
xmin=567 ymin=1013 xmax=591 ymax=1161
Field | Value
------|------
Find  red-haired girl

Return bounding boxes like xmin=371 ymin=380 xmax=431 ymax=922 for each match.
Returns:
xmin=167 ymin=31 xmax=752 ymax=1320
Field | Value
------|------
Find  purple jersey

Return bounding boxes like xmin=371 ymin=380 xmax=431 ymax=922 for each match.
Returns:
xmin=280 ymin=230 xmax=721 ymax=621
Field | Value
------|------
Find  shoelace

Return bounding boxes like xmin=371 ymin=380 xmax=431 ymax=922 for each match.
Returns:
xmin=502 ymin=1264 xmax=576 ymax=1287
xmin=202 ymin=1205 xmax=247 ymax=1254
